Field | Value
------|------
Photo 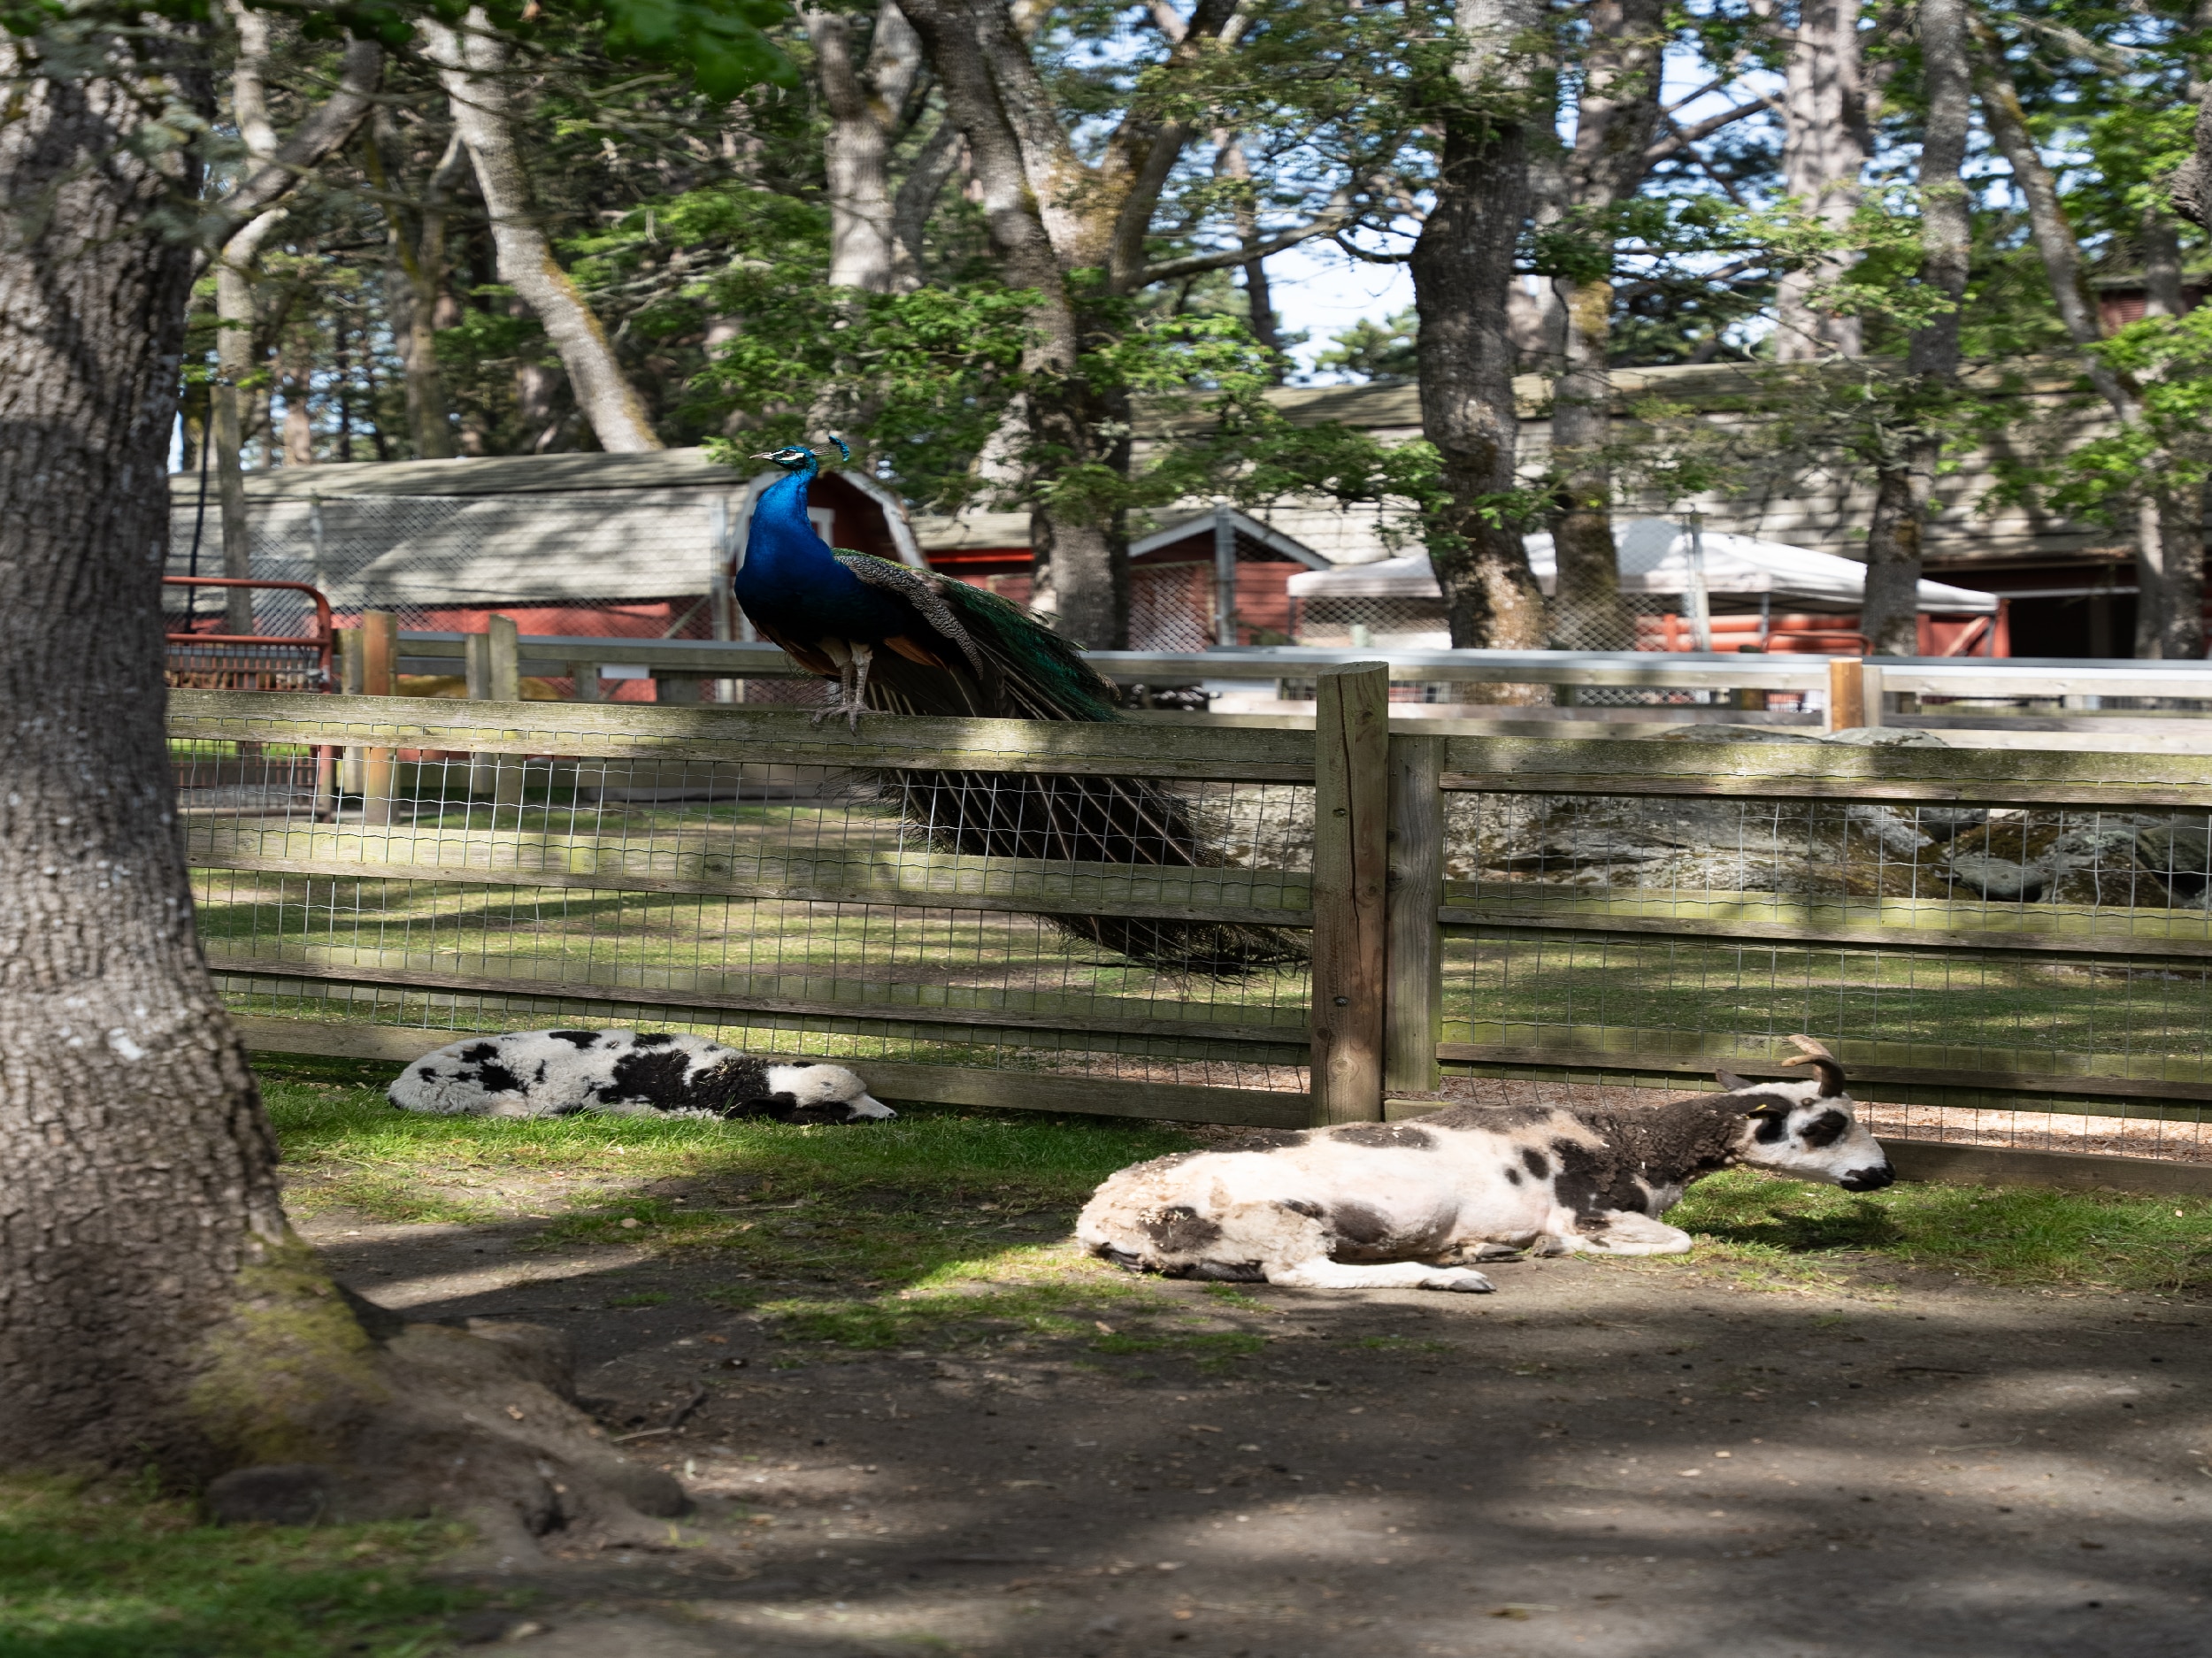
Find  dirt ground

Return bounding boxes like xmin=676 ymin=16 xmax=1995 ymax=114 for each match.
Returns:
xmin=298 ymin=1196 xmax=2212 ymax=1658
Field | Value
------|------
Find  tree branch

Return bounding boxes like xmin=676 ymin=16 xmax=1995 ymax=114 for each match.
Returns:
xmin=1643 ymin=94 xmax=1770 ymax=163
xmin=197 ymin=39 xmax=385 ymax=264
xmin=1137 ymin=207 xmax=1361 ymax=284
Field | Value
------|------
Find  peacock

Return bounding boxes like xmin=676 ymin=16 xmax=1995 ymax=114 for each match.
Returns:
xmin=733 ymin=440 xmax=1304 ymax=974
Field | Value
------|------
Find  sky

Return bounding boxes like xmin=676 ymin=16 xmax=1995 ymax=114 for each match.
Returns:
xmin=1268 ymin=242 xmax=1415 ymax=381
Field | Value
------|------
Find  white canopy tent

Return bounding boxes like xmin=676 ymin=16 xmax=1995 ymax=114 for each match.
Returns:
xmin=1286 ymin=518 xmax=1999 ymax=613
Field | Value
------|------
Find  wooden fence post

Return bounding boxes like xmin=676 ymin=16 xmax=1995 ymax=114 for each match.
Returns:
xmin=1825 ymin=657 xmax=1883 ymax=733
xmin=338 ymin=626 xmax=365 ymax=798
xmin=359 ymin=610 xmax=397 ymax=826
xmin=1311 ymin=662 xmax=1389 ymax=1125
xmin=484 ymin=615 xmax=524 ymax=818
xmin=1384 ymin=732 xmax=1444 ymax=1100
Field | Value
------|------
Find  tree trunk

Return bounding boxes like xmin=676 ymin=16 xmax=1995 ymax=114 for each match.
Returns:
xmin=213 ymin=210 xmax=287 ymax=637
xmin=807 ymin=2 xmax=924 ymax=293
xmin=0 ymin=35 xmax=292 ymax=1477
xmin=1217 ymin=134 xmax=1286 ymax=375
xmin=368 ymin=124 xmax=462 ymax=461
xmin=901 ymin=0 xmax=1126 ymax=645
xmin=1409 ymin=0 xmax=1549 ymax=661
xmin=889 ymin=116 xmax=962 ymax=291
xmin=1974 ymin=26 xmax=2196 ymax=656
xmin=1546 ymin=0 xmax=1666 ymax=653
xmin=280 ymin=330 xmax=316 ymax=466
xmin=1861 ymin=0 xmax=1970 ymax=657
xmin=3 ymin=46 xmax=738 ymax=1530
xmin=421 ymin=10 xmax=663 ymax=453
xmin=1774 ymin=0 xmax=1866 ymax=362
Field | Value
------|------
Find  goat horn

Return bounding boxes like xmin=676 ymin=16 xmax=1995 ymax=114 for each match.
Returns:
xmin=1780 ymin=1033 xmax=1836 ymax=1064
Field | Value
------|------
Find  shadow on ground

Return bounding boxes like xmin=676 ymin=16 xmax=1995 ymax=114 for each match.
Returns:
xmin=301 ymin=1188 xmax=2212 ymax=1658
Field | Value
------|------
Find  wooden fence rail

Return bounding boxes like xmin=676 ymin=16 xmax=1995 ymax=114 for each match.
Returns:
xmin=173 ymin=685 xmax=2212 ymax=1190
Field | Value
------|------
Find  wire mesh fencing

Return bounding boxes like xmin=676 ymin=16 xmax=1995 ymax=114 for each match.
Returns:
xmin=173 ymin=695 xmax=1318 ymax=1113
xmin=1432 ymin=738 xmax=2212 ymax=1165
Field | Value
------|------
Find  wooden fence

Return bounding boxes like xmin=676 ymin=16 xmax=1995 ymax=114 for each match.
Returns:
xmin=173 ymin=669 xmax=2212 ymax=1189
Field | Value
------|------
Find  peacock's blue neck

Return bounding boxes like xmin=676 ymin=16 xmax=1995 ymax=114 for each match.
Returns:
xmin=744 ymin=460 xmax=833 ymax=580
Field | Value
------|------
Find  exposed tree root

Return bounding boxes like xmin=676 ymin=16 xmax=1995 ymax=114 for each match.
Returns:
xmin=203 ymin=1284 xmax=686 ymax=1555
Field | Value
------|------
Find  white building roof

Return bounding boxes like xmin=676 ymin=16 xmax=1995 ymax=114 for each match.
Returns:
xmin=1286 ymin=518 xmax=2000 ymax=614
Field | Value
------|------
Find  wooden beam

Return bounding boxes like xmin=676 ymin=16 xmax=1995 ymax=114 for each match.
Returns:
xmin=168 ymin=692 xmax=1317 ymax=783
xmin=187 ymin=849 xmax=1316 ymax=927
xmin=1877 ymin=1139 xmax=2212 ymax=1198
xmin=1438 ymin=902 xmax=2212 ymax=967
xmin=1310 ymin=664 xmax=1389 ymax=1125
xmin=208 ymin=956 xmax=1310 ymax=1048
xmin=227 ymin=1015 xmax=1310 ymax=1128
xmin=1433 ymin=1039 xmax=2212 ymax=1115
xmin=1436 ymin=733 xmax=2212 ymax=809
xmin=1384 ymin=733 xmax=1443 ymax=1096
xmin=1826 ymin=657 xmax=1873 ymax=733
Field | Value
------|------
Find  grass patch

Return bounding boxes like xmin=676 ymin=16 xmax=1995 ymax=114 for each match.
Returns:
xmin=0 ymin=1476 xmax=471 ymax=1658
xmin=1671 ymin=1169 xmax=2212 ymax=1295
xmin=254 ymin=1053 xmax=2212 ymax=1329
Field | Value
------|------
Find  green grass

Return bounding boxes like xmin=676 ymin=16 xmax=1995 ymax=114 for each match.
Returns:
xmin=262 ymin=1056 xmax=1294 ymax=1369
xmin=261 ymin=1054 xmax=2212 ymax=1306
xmin=1669 ymin=1167 xmax=2212 ymax=1295
xmin=0 ymin=1477 xmax=473 ymax=1658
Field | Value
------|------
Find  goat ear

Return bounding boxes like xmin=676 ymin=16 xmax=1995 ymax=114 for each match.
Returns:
xmin=1717 ymin=1068 xmax=1753 ymax=1092
xmin=1742 ymin=1099 xmax=1792 ymax=1119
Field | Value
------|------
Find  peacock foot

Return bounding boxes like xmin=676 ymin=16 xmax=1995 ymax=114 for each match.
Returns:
xmin=810 ymin=701 xmax=869 ymax=732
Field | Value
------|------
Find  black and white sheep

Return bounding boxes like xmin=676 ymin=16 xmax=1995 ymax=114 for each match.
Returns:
xmin=388 ymin=1030 xmax=894 ymax=1125
xmin=1076 ymin=1035 xmax=1892 ymax=1293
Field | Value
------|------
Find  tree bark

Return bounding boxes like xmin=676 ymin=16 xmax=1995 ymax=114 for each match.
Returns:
xmin=366 ymin=123 xmax=462 ymax=460
xmin=1546 ymin=0 xmax=1666 ymax=653
xmin=213 ymin=210 xmax=288 ymax=636
xmin=1975 ymin=26 xmax=2196 ymax=656
xmin=807 ymin=2 xmax=925 ymax=293
xmin=889 ymin=116 xmax=963 ymax=290
xmin=0 ymin=30 xmax=291 ymax=1477
xmin=1409 ymin=0 xmax=1549 ymax=661
xmin=900 ymin=0 xmax=1127 ymax=644
xmin=1861 ymin=0 xmax=1970 ymax=657
xmin=422 ymin=10 xmax=663 ymax=453
xmin=280 ymin=337 xmax=316 ymax=467
xmin=902 ymin=0 xmax=1256 ymax=644
xmin=1774 ymin=0 xmax=1867 ymax=362
xmin=2 ymin=42 xmax=737 ymax=1530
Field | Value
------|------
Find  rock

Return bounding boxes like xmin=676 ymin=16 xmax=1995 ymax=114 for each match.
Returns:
xmin=1945 ymin=850 xmax=2047 ymax=902
xmin=206 ymin=1463 xmax=334 ymax=1525
xmin=1817 ymin=726 xmax=1949 ymax=747
xmin=1914 ymin=807 xmax=1989 ymax=841
xmin=1656 ymin=725 xmax=1819 ymax=743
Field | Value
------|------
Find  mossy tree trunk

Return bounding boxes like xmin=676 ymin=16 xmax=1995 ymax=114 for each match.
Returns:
xmin=0 ymin=33 xmax=296 ymax=1478
xmin=0 ymin=43 xmax=683 ymax=1540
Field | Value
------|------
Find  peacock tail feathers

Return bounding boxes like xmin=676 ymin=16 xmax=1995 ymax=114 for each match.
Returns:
xmin=818 ymin=556 xmax=1303 ymax=974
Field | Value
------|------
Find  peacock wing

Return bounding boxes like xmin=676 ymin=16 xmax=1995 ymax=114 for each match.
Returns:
xmin=831 ymin=551 xmax=989 ymax=681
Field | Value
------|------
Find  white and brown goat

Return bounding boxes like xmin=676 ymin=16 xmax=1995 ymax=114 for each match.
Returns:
xmin=1076 ymin=1036 xmax=1893 ymax=1293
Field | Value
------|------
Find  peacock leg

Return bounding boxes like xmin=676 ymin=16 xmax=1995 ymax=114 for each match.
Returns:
xmin=810 ymin=642 xmax=858 ymax=726
xmin=844 ymin=643 xmax=876 ymax=730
